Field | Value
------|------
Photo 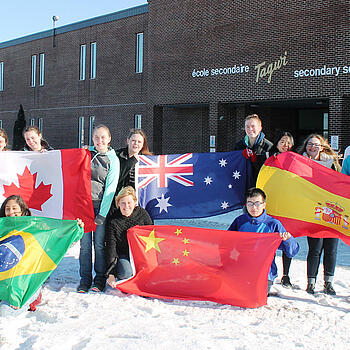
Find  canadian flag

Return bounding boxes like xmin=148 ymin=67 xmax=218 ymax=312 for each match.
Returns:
xmin=0 ymin=149 xmax=95 ymax=232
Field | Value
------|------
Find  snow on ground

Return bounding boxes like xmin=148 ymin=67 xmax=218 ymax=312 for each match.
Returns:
xmin=1 ymin=242 xmax=350 ymax=350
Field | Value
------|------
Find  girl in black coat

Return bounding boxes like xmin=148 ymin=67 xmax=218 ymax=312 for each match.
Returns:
xmin=105 ymin=186 xmax=153 ymax=288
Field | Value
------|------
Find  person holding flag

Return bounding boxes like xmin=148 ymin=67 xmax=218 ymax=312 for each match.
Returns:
xmin=228 ymin=187 xmax=299 ymax=296
xmin=270 ymin=131 xmax=296 ymax=288
xmin=0 ymin=195 xmax=42 ymax=314
xmin=78 ymin=125 xmax=120 ymax=293
xmin=105 ymin=186 xmax=153 ymax=288
xmin=233 ymin=114 xmax=273 ymax=184
xmin=300 ymin=134 xmax=341 ymax=295
xmin=23 ymin=126 xmax=53 ymax=152
xmin=0 ymin=195 xmax=85 ymax=315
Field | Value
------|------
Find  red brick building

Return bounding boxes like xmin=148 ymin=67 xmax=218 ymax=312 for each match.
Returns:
xmin=0 ymin=1 xmax=349 ymax=153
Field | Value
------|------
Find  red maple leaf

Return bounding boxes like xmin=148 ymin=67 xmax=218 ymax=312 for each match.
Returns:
xmin=3 ymin=166 xmax=53 ymax=211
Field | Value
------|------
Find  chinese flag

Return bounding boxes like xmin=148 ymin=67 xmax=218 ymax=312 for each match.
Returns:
xmin=116 ymin=225 xmax=282 ymax=308
xmin=257 ymin=152 xmax=350 ymax=245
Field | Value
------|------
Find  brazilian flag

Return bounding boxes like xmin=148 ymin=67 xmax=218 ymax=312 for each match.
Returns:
xmin=0 ymin=216 xmax=84 ymax=309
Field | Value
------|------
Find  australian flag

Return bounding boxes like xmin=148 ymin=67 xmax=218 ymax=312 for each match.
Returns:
xmin=137 ymin=151 xmax=252 ymax=219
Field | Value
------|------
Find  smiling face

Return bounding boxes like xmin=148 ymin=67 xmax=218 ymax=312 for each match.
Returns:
xmin=277 ymin=135 xmax=293 ymax=153
xmin=245 ymin=118 xmax=262 ymax=140
xmin=93 ymin=127 xmax=111 ymax=154
xmin=24 ymin=130 xmax=42 ymax=152
xmin=306 ymin=137 xmax=323 ymax=160
xmin=246 ymin=195 xmax=266 ymax=218
xmin=5 ymin=199 xmax=22 ymax=217
xmin=117 ymin=194 xmax=136 ymax=217
xmin=127 ymin=133 xmax=144 ymax=157
xmin=0 ymin=135 xmax=6 ymax=151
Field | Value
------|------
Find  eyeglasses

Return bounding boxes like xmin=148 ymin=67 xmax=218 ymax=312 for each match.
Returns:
xmin=307 ymin=142 xmax=322 ymax=148
xmin=246 ymin=201 xmax=265 ymax=208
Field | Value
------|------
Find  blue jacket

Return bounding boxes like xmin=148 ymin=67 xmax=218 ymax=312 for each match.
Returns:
xmin=342 ymin=156 xmax=350 ymax=176
xmin=228 ymin=210 xmax=299 ymax=281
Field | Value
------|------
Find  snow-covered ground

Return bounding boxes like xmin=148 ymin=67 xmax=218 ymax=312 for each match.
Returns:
xmin=1 ymin=244 xmax=350 ymax=349
xmin=1 ymin=213 xmax=350 ymax=350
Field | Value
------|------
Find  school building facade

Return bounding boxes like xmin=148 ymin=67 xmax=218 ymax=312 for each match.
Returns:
xmin=0 ymin=1 xmax=349 ymax=153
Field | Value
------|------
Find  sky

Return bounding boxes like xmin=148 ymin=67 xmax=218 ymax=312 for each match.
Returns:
xmin=0 ymin=0 xmax=148 ymax=43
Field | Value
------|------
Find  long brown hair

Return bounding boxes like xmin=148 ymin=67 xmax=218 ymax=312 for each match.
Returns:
xmin=127 ymin=128 xmax=152 ymax=155
xmin=299 ymin=134 xmax=341 ymax=171
xmin=0 ymin=128 xmax=9 ymax=151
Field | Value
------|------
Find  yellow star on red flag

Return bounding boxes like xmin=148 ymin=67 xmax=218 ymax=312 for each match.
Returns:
xmin=139 ymin=229 xmax=165 ymax=253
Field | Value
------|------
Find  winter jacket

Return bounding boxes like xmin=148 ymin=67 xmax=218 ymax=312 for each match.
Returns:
xmin=105 ymin=206 xmax=153 ymax=276
xmin=228 ymin=210 xmax=300 ymax=281
xmin=89 ymin=146 xmax=120 ymax=224
xmin=116 ymin=147 xmax=138 ymax=194
xmin=234 ymin=132 xmax=273 ymax=184
xmin=302 ymin=152 xmax=336 ymax=170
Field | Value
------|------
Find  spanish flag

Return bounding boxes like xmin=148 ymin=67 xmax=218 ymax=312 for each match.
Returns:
xmin=116 ymin=225 xmax=282 ymax=308
xmin=257 ymin=152 xmax=350 ymax=245
xmin=0 ymin=217 xmax=83 ymax=308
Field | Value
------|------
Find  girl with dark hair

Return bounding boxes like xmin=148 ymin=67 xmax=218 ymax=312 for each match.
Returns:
xmin=271 ymin=131 xmax=296 ymax=288
xmin=0 ymin=195 xmax=42 ymax=314
xmin=23 ymin=126 xmax=53 ymax=152
xmin=300 ymin=134 xmax=340 ymax=295
xmin=0 ymin=128 xmax=9 ymax=151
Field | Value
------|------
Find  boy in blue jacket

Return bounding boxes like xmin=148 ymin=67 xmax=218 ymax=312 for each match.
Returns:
xmin=228 ymin=187 xmax=299 ymax=295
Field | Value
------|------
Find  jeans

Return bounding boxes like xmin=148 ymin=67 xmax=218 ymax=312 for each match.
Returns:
xmin=79 ymin=212 xmax=106 ymax=287
xmin=307 ymin=237 xmax=338 ymax=283
xmin=116 ymin=257 xmax=133 ymax=281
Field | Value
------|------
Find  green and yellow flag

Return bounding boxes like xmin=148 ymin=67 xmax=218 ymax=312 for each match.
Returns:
xmin=0 ymin=216 xmax=84 ymax=308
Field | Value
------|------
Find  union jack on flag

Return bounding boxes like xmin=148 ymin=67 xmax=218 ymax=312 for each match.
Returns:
xmin=137 ymin=151 xmax=252 ymax=220
xmin=138 ymin=153 xmax=194 ymax=189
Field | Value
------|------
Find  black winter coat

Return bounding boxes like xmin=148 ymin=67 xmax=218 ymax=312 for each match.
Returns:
xmin=234 ymin=136 xmax=273 ymax=184
xmin=105 ymin=206 xmax=153 ymax=276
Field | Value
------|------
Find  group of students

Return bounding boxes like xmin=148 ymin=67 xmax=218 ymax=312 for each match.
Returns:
xmin=0 ymin=114 xmax=349 ymax=311
xmin=233 ymin=113 xmax=350 ymax=296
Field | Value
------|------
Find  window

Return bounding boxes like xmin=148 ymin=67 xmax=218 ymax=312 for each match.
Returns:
xmin=39 ymin=53 xmax=45 ymax=86
xmin=31 ymin=55 xmax=37 ymax=87
xmin=136 ymin=33 xmax=144 ymax=73
xmin=80 ymin=44 xmax=86 ymax=80
xmin=30 ymin=118 xmax=35 ymax=126
xmin=0 ymin=62 xmax=4 ymax=91
xmin=0 ymin=120 xmax=2 ymax=128
xmin=89 ymin=115 xmax=95 ymax=146
xmin=78 ymin=117 xmax=85 ymax=148
xmin=323 ymin=112 xmax=329 ymax=140
xmin=134 ymin=114 xmax=142 ymax=129
xmin=90 ymin=42 xmax=97 ymax=79
xmin=38 ymin=117 xmax=43 ymax=132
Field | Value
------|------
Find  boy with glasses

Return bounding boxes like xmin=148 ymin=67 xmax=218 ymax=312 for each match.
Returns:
xmin=228 ymin=187 xmax=299 ymax=295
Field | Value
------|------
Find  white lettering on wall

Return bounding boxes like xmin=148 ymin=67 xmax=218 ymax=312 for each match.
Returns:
xmin=192 ymin=64 xmax=249 ymax=78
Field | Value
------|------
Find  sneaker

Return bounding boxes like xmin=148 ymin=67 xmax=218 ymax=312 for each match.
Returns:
xmin=281 ymin=275 xmax=292 ymax=288
xmin=77 ymin=284 xmax=90 ymax=293
xmin=324 ymin=282 xmax=336 ymax=296
xmin=91 ymin=284 xmax=105 ymax=293
xmin=306 ymin=283 xmax=315 ymax=294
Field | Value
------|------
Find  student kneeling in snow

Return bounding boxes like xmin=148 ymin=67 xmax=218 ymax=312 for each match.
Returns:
xmin=105 ymin=186 xmax=153 ymax=288
xmin=228 ymin=187 xmax=300 ymax=295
